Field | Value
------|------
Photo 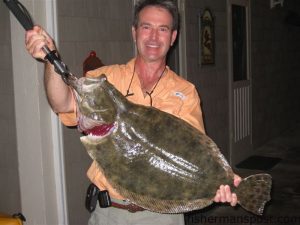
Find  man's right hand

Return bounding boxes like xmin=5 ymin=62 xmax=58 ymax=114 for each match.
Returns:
xmin=25 ymin=25 xmax=56 ymax=61
xmin=24 ymin=25 xmax=74 ymax=113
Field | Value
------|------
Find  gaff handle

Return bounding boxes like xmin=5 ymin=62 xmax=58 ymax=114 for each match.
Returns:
xmin=3 ymin=0 xmax=74 ymax=84
xmin=3 ymin=0 xmax=34 ymax=31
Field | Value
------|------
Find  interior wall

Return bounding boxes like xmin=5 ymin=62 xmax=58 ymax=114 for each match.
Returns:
xmin=0 ymin=2 xmax=21 ymax=214
xmin=56 ymin=1 xmax=134 ymax=224
xmin=185 ymin=1 xmax=230 ymax=158
xmin=185 ymin=0 xmax=300 ymax=157
xmin=251 ymin=0 xmax=300 ymax=148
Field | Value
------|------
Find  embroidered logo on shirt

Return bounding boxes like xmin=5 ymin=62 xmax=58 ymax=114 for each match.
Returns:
xmin=173 ymin=91 xmax=186 ymax=100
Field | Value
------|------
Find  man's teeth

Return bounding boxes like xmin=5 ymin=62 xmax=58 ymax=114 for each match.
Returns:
xmin=146 ymin=43 xmax=160 ymax=48
xmin=147 ymin=45 xmax=159 ymax=48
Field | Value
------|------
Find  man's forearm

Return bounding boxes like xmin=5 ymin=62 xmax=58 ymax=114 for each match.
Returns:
xmin=44 ymin=62 xmax=74 ymax=113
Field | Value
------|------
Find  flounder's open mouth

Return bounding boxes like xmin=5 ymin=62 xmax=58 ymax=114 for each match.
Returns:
xmin=83 ymin=123 xmax=115 ymax=137
xmin=78 ymin=115 xmax=115 ymax=139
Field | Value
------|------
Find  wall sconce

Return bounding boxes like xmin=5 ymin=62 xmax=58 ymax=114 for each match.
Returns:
xmin=270 ymin=0 xmax=284 ymax=8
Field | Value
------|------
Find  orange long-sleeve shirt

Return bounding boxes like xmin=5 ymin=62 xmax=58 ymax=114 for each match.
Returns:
xmin=59 ymin=58 xmax=205 ymax=199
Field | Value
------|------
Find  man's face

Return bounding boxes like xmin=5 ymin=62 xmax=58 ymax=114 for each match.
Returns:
xmin=132 ymin=6 xmax=177 ymax=63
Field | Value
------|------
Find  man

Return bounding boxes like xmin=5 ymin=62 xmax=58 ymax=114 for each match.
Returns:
xmin=25 ymin=0 xmax=241 ymax=224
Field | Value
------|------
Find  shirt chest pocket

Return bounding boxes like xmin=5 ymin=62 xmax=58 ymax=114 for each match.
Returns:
xmin=153 ymin=94 xmax=184 ymax=116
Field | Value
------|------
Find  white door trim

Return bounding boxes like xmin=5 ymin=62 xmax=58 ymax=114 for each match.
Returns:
xmin=227 ymin=0 xmax=252 ymax=165
xmin=10 ymin=0 xmax=68 ymax=224
xmin=178 ymin=0 xmax=187 ymax=79
xmin=46 ymin=0 xmax=69 ymax=224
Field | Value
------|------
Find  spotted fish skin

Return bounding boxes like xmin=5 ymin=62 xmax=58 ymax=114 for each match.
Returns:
xmin=69 ymin=74 xmax=272 ymax=214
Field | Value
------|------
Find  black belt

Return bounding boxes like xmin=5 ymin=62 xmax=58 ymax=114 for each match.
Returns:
xmin=85 ymin=183 xmax=144 ymax=213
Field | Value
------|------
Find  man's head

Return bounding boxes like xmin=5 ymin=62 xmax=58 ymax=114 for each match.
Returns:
xmin=132 ymin=0 xmax=179 ymax=63
xmin=133 ymin=0 xmax=179 ymax=32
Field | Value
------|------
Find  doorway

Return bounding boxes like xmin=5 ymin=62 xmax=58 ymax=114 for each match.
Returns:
xmin=227 ymin=0 xmax=252 ymax=166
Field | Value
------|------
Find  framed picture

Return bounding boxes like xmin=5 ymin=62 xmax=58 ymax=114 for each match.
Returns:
xmin=270 ymin=0 xmax=284 ymax=8
xmin=200 ymin=8 xmax=215 ymax=65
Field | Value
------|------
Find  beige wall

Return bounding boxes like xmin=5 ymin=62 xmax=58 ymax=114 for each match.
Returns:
xmin=185 ymin=1 xmax=230 ymax=158
xmin=0 ymin=2 xmax=21 ymax=214
xmin=58 ymin=0 xmax=134 ymax=76
xmin=56 ymin=1 xmax=135 ymax=224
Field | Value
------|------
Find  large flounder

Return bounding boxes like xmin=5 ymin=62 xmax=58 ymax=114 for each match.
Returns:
xmin=69 ymin=74 xmax=272 ymax=215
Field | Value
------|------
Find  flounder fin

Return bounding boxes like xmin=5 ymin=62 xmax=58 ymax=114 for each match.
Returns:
xmin=236 ymin=173 xmax=272 ymax=215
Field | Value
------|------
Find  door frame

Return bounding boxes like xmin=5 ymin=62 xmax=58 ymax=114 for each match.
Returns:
xmin=10 ymin=0 xmax=69 ymax=224
xmin=177 ymin=0 xmax=187 ymax=78
xmin=227 ymin=0 xmax=252 ymax=165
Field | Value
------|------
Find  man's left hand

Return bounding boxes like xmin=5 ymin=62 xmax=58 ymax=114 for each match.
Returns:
xmin=213 ymin=174 xmax=242 ymax=206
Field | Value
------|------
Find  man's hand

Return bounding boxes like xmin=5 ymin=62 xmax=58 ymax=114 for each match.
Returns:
xmin=25 ymin=25 xmax=56 ymax=60
xmin=24 ymin=25 xmax=73 ymax=113
xmin=213 ymin=174 xmax=242 ymax=206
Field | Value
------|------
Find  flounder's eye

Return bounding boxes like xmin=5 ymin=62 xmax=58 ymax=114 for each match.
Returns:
xmin=99 ymin=74 xmax=107 ymax=81
xmin=91 ymin=112 xmax=99 ymax=120
xmin=87 ymin=97 xmax=96 ymax=107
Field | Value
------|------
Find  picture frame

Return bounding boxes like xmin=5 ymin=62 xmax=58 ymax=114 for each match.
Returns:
xmin=270 ymin=0 xmax=284 ymax=8
xmin=200 ymin=8 xmax=215 ymax=65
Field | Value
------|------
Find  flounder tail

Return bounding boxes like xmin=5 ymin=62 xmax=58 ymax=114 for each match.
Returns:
xmin=235 ymin=173 xmax=272 ymax=215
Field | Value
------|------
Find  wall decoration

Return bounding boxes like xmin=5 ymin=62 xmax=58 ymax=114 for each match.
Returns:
xmin=270 ymin=0 xmax=284 ymax=8
xmin=200 ymin=8 xmax=215 ymax=65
